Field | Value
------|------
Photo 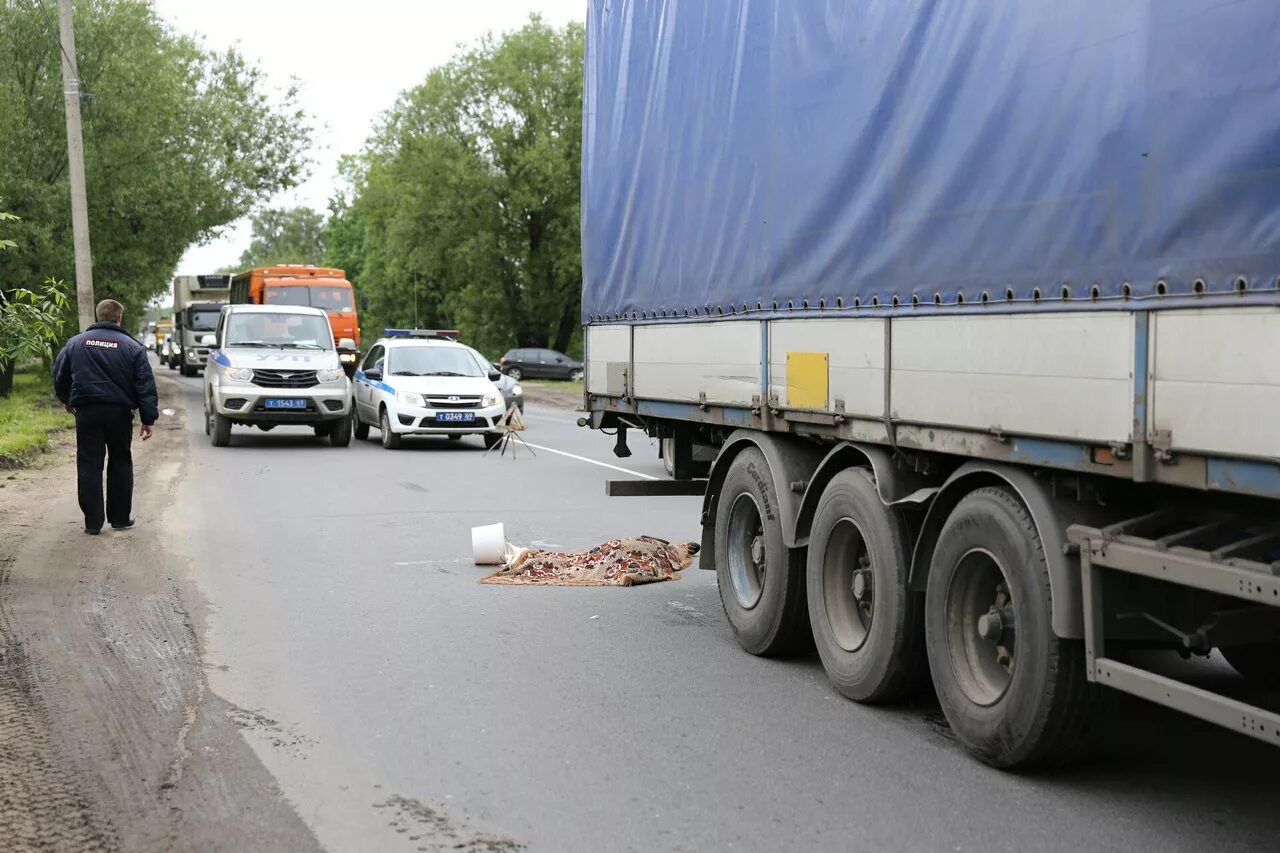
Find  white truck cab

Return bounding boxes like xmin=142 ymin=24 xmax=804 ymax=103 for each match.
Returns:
xmin=203 ymin=304 xmax=354 ymax=447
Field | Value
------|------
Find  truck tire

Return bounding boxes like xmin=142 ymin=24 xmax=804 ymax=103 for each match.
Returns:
xmin=380 ymin=409 xmax=402 ymax=449
xmin=924 ymin=487 xmax=1099 ymax=768
xmin=806 ymin=469 xmax=926 ymax=703
xmin=210 ymin=410 xmax=232 ymax=447
xmin=328 ymin=414 xmax=352 ymax=447
xmin=661 ymin=438 xmax=675 ymax=477
xmin=1220 ymin=644 xmax=1280 ymax=688
xmin=352 ymin=406 xmax=369 ymax=441
xmin=714 ymin=447 xmax=809 ymax=656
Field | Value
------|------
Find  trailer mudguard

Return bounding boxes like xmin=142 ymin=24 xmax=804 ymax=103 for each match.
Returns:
xmin=907 ymin=462 xmax=1109 ymax=639
xmin=698 ymin=431 xmax=825 ymax=570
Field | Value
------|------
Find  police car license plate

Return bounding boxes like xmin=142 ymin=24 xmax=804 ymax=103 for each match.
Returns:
xmin=437 ymin=411 xmax=475 ymax=423
xmin=264 ymin=398 xmax=307 ymax=410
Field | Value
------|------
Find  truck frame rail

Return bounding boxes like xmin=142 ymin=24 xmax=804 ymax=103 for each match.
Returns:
xmin=1070 ymin=514 xmax=1280 ymax=745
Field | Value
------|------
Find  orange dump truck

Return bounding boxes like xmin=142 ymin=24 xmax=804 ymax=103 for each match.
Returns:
xmin=229 ymin=265 xmax=361 ymax=371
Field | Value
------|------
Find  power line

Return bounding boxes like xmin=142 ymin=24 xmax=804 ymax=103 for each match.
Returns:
xmin=32 ymin=0 xmax=78 ymax=77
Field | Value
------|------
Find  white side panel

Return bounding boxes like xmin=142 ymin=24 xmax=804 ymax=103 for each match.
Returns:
xmin=768 ymin=319 xmax=884 ymax=416
xmin=1151 ymin=307 xmax=1280 ymax=457
xmin=585 ymin=325 xmax=631 ymax=395
xmin=633 ymin=322 xmax=760 ymax=404
xmin=891 ymin=313 xmax=1133 ymax=442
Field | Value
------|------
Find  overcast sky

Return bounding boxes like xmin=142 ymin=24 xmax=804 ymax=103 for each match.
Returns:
xmin=151 ymin=0 xmax=586 ymax=277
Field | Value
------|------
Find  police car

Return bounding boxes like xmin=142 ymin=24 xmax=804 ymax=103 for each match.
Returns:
xmin=351 ymin=330 xmax=509 ymax=449
xmin=204 ymin=304 xmax=354 ymax=447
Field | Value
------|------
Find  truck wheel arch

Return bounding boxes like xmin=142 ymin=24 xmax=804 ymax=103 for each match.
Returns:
xmin=699 ymin=430 xmax=825 ymax=567
xmin=907 ymin=462 xmax=1092 ymax=639
xmin=793 ymin=442 xmax=939 ymax=547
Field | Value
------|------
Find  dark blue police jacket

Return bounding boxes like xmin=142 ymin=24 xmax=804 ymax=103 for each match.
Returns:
xmin=53 ymin=322 xmax=159 ymax=426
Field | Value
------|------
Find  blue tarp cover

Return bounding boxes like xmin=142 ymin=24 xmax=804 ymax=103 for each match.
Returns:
xmin=582 ymin=1 xmax=1280 ymax=322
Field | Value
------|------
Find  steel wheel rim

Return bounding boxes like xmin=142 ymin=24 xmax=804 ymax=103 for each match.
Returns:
xmin=381 ymin=412 xmax=391 ymax=446
xmin=727 ymin=493 xmax=766 ymax=609
xmin=944 ymin=548 xmax=1016 ymax=706
xmin=823 ymin=517 xmax=874 ymax=652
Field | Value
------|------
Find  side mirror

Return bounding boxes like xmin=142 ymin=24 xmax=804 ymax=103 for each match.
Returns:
xmin=337 ymin=337 xmax=357 ymax=352
xmin=364 ymin=368 xmax=382 ymax=381
xmin=200 ymin=334 xmax=216 ymax=346
xmin=488 ymin=370 xmax=502 ymax=382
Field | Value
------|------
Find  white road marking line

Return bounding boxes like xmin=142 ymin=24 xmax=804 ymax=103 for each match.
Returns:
xmin=521 ymin=442 xmax=659 ymax=480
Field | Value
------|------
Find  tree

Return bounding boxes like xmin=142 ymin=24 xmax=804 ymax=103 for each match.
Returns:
xmin=331 ymin=17 xmax=583 ymax=356
xmin=0 ymin=211 xmax=69 ymax=397
xmin=236 ymin=206 xmax=327 ymax=269
xmin=0 ymin=0 xmax=311 ymax=326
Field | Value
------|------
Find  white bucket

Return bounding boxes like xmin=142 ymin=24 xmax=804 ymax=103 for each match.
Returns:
xmin=472 ymin=523 xmax=515 ymax=565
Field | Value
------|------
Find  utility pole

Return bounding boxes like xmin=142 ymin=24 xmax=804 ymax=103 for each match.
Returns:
xmin=56 ymin=0 xmax=95 ymax=331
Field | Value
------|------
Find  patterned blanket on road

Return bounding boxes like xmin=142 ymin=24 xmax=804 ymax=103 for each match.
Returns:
xmin=481 ymin=537 xmax=699 ymax=586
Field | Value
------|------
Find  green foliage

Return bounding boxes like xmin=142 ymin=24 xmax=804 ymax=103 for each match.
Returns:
xmin=331 ymin=16 xmax=583 ymax=356
xmin=237 ymin=206 xmax=327 ymax=268
xmin=0 ymin=370 xmax=73 ymax=465
xmin=0 ymin=0 xmax=311 ymax=323
xmin=0 ymin=279 xmax=71 ymax=369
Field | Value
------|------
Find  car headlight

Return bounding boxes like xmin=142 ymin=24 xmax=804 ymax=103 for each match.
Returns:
xmin=226 ymin=367 xmax=253 ymax=381
xmin=483 ymin=393 xmax=500 ymax=407
xmin=316 ymin=368 xmax=343 ymax=383
xmin=510 ymin=384 xmax=523 ymax=396
xmin=339 ymin=353 xmax=357 ymax=363
xmin=397 ymin=391 xmax=425 ymax=406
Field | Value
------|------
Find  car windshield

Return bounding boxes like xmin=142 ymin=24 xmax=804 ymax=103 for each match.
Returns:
xmin=263 ymin=285 xmax=354 ymax=312
xmin=225 ymin=313 xmax=332 ymax=350
xmin=188 ymin=308 xmax=220 ymax=331
xmin=465 ymin=347 xmax=499 ymax=377
xmin=388 ymin=346 xmax=484 ymax=377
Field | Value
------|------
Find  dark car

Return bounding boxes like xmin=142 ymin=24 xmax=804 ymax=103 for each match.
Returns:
xmin=464 ymin=346 xmax=524 ymax=413
xmin=499 ymin=347 xmax=583 ymax=382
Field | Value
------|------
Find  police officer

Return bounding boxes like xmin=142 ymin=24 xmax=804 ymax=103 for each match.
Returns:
xmin=53 ymin=299 xmax=159 ymax=534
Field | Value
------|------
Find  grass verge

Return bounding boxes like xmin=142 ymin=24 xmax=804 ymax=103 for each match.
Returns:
xmin=0 ymin=372 xmax=73 ymax=468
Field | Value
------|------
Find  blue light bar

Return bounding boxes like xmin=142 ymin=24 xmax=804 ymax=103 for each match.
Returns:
xmin=383 ymin=328 xmax=461 ymax=340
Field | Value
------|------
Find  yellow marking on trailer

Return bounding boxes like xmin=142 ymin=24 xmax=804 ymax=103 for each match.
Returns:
xmin=786 ymin=352 xmax=829 ymax=409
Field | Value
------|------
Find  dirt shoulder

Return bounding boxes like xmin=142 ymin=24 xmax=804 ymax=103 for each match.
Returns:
xmin=521 ymin=382 xmax=582 ymax=411
xmin=0 ymin=371 xmax=318 ymax=852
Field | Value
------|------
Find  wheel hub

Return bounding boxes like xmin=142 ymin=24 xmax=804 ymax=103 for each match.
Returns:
xmin=726 ymin=494 xmax=767 ymax=610
xmin=822 ymin=518 xmax=874 ymax=652
xmin=945 ymin=552 xmax=1017 ymax=706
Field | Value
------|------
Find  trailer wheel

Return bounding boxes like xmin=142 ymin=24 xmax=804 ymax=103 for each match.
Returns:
xmin=714 ymin=448 xmax=808 ymax=656
xmin=1220 ymin=644 xmax=1280 ymax=688
xmin=806 ymin=469 xmax=926 ymax=703
xmin=925 ymin=487 xmax=1098 ymax=768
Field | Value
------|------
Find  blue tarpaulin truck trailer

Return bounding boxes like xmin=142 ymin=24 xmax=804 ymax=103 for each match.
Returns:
xmin=581 ymin=0 xmax=1280 ymax=768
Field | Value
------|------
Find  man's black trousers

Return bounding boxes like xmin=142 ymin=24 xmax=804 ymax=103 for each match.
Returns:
xmin=75 ymin=405 xmax=133 ymax=530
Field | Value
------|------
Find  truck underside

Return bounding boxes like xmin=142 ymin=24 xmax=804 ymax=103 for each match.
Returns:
xmin=583 ymin=307 xmax=1280 ymax=767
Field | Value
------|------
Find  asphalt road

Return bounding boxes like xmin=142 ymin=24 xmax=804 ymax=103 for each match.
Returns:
xmin=160 ymin=369 xmax=1279 ymax=852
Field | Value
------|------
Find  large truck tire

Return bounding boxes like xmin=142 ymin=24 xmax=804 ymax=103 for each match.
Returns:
xmin=924 ymin=487 xmax=1100 ymax=768
xmin=1220 ymin=644 xmax=1280 ymax=688
xmin=806 ymin=469 xmax=926 ymax=703
xmin=714 ymin=447 xmax=809 ymax=656
xmin=209 ymin=410 xmax=232 ymax=447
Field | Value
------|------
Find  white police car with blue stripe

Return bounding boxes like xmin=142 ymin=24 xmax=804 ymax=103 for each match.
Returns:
xmin=351 ymin=330 xmax=508 ymax=450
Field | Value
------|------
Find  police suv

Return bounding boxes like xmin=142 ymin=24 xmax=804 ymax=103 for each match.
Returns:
xmin=352 ymin=330 xmax=508 ymax=449
xmin=203 ymin=304 xmax=355 ymax=447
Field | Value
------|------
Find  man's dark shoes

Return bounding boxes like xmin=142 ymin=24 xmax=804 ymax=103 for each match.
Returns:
xmin=85 ymin=527 xmax=101 ymax=535
xmin=110 ymin=519 xmax=136 ymax=531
